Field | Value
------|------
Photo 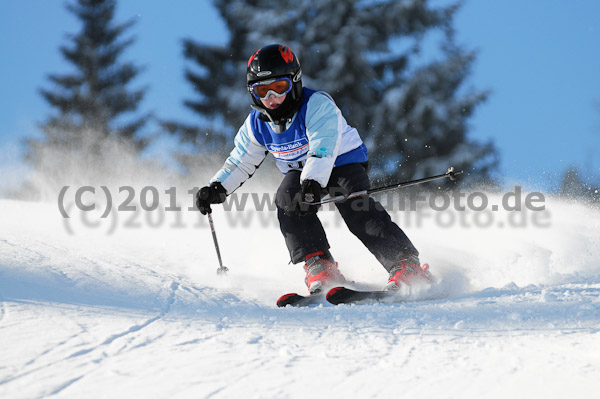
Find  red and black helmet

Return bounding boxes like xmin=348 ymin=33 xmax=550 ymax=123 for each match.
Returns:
xmin=247 ymin=44 xmax=303 ymax=112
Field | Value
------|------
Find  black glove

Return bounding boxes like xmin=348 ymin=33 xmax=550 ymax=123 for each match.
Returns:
xmin=300 ymin=179 xmax=322 ymax=215
xmin=196 ymin=182 xmax=227 ymax=215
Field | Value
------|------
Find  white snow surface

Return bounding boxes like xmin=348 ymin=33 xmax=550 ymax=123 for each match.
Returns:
xmin=1 ymin=196 xmax=600 ymax=398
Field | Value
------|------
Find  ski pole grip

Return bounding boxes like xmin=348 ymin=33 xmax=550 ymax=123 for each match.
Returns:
xmin=199 ymin=186 xmax=211 ymax=200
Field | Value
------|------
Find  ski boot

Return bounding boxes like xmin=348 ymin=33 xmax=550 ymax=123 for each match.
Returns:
xmin=304 ymin=250 xmax=345 ymax=294
xmin=384 ymin=255 xmax=432 ymax=291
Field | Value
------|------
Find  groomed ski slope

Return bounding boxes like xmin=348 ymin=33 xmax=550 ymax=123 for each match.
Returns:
xmin=1 ymin=194 xmax=599 ymax=398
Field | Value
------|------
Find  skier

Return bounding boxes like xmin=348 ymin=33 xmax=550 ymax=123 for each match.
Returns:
xmin=196 ymin=44 xmax=431 ymax=294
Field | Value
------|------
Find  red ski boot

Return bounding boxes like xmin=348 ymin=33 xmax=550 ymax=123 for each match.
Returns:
xmin=384 ymin=255 xmax=432 ymax=291
xmin=304 ymin=250 xmax=345 ymax=294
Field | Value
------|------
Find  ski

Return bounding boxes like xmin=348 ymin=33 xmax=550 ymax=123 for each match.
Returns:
xmin=325 ymin=286 xmax=406 ymax=305
xmin=276 ymin=292 xmax=324 ymax=307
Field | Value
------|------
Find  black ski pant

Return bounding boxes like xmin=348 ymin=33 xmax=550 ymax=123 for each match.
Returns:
xmin=275 ymin=162 xmax=418 ymax=271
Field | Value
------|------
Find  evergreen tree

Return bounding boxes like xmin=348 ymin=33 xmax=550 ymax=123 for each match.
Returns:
xmin=173 ymin=0 xmax=497 ymax=185
xmin=559 ymin=167 xmax=600 ymax=202
xmin=26 ymin=0 xmax=149 ymax=191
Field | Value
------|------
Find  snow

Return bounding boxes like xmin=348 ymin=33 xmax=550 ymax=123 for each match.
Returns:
xmin=1 ymin=195 xmax=600 ymax=398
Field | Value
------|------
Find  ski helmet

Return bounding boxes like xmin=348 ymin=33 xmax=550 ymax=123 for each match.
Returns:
xmin=247 ymin=44 xmax=303 ymax=120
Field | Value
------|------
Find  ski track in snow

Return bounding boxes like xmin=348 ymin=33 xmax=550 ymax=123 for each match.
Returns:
xmin=1 ymin=198 xmax=600 ymax=398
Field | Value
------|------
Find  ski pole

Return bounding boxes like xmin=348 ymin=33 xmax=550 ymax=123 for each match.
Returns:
xmin=199 ymin=186 xmax=229 ymax=275
xmin=311 ymin=166 xmax=463 ymax=206
xmin=207 ymin=211 xmax=229 ymax=276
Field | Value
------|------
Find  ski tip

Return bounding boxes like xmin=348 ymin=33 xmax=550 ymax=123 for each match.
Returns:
xmin=325 ymin=286 xmax=347 ymax=302
xmin=276 ymin=293 xmax=301 ymax=307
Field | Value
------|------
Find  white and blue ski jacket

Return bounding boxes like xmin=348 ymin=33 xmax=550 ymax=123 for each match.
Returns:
xmin=210 ymin=88 xmax=368 ymax=194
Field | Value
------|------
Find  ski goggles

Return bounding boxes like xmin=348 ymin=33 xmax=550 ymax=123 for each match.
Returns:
xmin=250 ymin=77 xmax=292 ymax=101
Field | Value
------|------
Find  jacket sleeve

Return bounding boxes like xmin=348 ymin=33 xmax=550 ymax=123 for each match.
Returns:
xmin=210 ymin=115 xmax=268 ymax=194
xmin=300 ymin=92 xmax=342 ymax=187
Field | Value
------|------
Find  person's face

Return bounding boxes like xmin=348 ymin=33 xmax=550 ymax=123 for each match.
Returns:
xmin=261 ymin=93 xmax=286 ymax=109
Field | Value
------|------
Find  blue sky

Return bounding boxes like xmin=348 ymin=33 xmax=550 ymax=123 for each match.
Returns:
xmin=1 ymin=0 xmax=599 ymax=192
